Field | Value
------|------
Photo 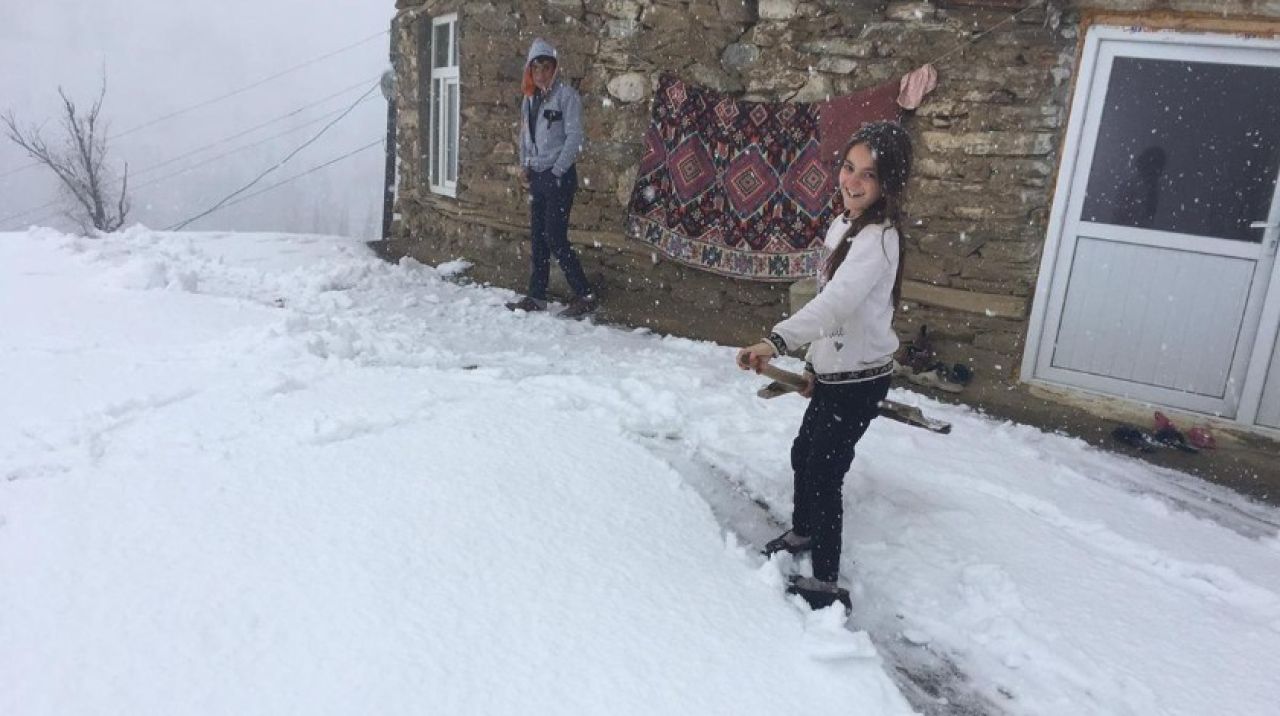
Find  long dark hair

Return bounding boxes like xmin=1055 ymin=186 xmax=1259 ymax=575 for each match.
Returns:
xmin=823 ymin=121 xmax=913 ymax=308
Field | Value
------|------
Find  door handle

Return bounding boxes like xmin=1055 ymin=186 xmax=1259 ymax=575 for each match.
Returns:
xmin=1251 ymin=221 xmax=1279 ymax=254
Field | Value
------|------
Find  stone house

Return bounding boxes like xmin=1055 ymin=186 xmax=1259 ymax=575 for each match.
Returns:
xmin=380 ymin=0 xmax=1280 ymax=437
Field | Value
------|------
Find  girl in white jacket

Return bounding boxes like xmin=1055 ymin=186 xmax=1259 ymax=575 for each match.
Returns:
xmin=736 ymin=121 xmax=913 ymax=611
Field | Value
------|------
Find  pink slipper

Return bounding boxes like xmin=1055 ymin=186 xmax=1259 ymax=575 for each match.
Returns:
xmin=1187 ymin=426 xmax=1216 ymax=450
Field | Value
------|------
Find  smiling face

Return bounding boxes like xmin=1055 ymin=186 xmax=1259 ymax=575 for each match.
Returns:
xmin=837 ymin=142 xmax=883 ymax=218
xmin=530 ymin=58 xmax=557 ymax=91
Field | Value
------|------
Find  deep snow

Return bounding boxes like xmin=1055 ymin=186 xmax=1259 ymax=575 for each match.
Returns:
xmin=2 ymin=227 xmax=1278 ymax=715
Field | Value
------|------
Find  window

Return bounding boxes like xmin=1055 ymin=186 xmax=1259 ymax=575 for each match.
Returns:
xmin=1080 ymin=57 xmax=1280 ymax=243
xmin=429 ymin=13 xmax=459 ymax=196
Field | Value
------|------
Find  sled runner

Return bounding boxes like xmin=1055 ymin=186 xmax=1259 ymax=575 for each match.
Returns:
xmin=755 ymin=364 xmax=952 ymax=434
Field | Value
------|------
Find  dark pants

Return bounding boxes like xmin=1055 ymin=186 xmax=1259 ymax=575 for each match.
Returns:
xmin=527 ymin=166 xmax=591 ymax=300
xmin=789 ymin=375 xmax=890 ymax=583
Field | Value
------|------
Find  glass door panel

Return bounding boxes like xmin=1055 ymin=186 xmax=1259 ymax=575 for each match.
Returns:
xmin=1081 ymin=57 xmax=1280 ymax=243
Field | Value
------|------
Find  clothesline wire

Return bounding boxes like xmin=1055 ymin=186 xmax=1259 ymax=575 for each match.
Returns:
xmin=777 ymin=0 xmax=1047 ymax=102
xmin=924 ymin=0 xmax=1049 ymax=67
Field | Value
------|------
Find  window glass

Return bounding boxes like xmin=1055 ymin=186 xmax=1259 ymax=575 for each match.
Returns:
xmin=433 ymin=22 xmax=450 ymax=70
xmin=430 ymin=78 xmax=441 ymax=186
xmin=446 ymin=82 xmax=459 ymax=183
xmin=1081 ymin=57 xmax=1280 ymax=243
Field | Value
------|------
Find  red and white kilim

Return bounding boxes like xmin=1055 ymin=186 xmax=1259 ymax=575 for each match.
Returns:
xmin=626 ymin=74 xmax=900 ymax=280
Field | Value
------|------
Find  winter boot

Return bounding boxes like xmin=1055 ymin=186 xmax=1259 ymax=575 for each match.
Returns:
xmin=787 ymin=576 xmax=852 ymax=612
xmin=559 ymin=293 xmax=598 ymax=319
xmin=763 ymin=529 xmax=813 ymax=556
xmin=505 ymin=296 xmax=547 ymax=312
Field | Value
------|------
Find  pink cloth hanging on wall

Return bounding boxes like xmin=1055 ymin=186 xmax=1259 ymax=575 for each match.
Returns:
xmin=897 ymin=64 xmax=938 ymax=110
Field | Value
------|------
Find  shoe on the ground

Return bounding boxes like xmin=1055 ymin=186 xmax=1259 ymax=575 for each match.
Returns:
xmin=763 ymin=529 xmax=813 ymax=556
xmin=895 ymin=325 xmax=935 ymax=374
xmin=1186 ymin=425 xmax=1216 ymax=450
xmin=907 ymin=364 xmax=964 ymax=393
xmin=559 ymin=293 xmax=598 ymax=319
xmin=787 ymin=576 xmax=852 ymax=611
xmin=505 ymin=296 xmax=547 ymax=312
xmin=947 ymin=363 xmax=974 ymax=386
xmin=1153 ymin=426 xmax=1199 ymax=454
xmin=1111 ymin=424 xmax=1156 ymax=452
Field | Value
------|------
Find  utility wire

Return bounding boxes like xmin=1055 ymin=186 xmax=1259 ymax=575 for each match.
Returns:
xmin=24 ymin=208 xmax=61 ymax=228
xmin=167 ymin=82 xmax=381 ymax=230
xmin=19 ymin=138 xmax=382 ymax=231
xmin=114 ymin=30 xmax=388 ymax=142
xmin=1 ymin=199 xmax=57 ymax=226
xmin=925 ymin=0 xmax=1047 ymax=66
xmin=131 ymin=76 xmax=381 ymax=178
xmin=134 ymin=95 xmax=380 ymax=191
xmin=0 ymin=161 xmax=39 ymax=180
xmin=0 ymin=29 xmax=388 ymax=179
xmin=213 ymin=138 xmax=383 ymax=214
xmin=2 ymin=78 xmax=382 ymax=227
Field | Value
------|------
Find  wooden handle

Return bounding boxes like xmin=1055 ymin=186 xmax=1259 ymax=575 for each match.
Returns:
xmin=759 ymin=363 xmax=808 ymax=390
xmin=755 ymin=362 xmax=952 ymax=434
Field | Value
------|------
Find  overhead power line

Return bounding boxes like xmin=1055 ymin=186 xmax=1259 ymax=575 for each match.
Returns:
xmin=167 ymin=82 xmax=381 ymax=230
xmin=1 ymin=77 xmax=383 ymax=227
xmin=131 ymin=76 xmax=381 ymax=178
xmin=133 ymin=96 xmax=381 ymax=191
xmin=1 ymin=198 xmax=58 ymax=226
xmin=0 ymin=28 xmax=389 ymax=179
xmin=213 ymin=138 xmax=383 ymax=214
xmin=19 ymin=138 xmax=383 ymax=231
xmin=113 ymin=30 xmax=389 ymax=142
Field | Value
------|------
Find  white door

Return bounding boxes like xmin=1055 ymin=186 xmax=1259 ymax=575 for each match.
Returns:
xmin=1257 ymin=333 xmax=1280 ymax=429
xmin=1024 ymin=28 xmax=1280 ymax=425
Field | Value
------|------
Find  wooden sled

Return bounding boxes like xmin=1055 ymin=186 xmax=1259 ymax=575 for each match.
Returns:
xmin=755 ymin=364 xmax=951 ymax=435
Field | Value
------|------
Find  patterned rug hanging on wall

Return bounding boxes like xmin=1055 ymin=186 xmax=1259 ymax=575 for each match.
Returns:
xmin=625 ymin=74 xmax=901 ymax=281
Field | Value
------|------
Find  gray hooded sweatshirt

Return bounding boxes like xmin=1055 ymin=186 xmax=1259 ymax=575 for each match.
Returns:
xmin=519 ymin=38 xmax=584 ymax=177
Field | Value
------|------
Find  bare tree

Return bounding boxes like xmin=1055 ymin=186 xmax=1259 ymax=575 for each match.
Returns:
xmin=3 ymin=78 xmax=130 ymax=234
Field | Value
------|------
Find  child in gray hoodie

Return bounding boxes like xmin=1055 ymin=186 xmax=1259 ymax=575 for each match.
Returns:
xmin=505 ymin=37 xmax=597 ymax=318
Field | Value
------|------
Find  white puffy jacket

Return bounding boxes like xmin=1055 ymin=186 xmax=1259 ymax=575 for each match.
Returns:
xmin=768 ymin=217 xmax=900 ymax=383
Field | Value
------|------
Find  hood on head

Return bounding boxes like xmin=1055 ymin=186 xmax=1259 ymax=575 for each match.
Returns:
xmin=523 ymin=38 xmax=560 ymax=97
xmin=526 ymin=38 xmax=558 ymax=67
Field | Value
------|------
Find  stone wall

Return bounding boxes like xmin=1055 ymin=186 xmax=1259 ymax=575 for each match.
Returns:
xmin=382 ymin=0 xmax=1274 ymax=378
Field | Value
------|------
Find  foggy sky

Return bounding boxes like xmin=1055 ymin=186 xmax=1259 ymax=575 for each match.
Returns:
xmin=0 ymin=1 xmax=391 ymax=236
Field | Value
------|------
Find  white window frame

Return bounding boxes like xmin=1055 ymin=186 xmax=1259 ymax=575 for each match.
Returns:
xmin=429 ymin=13 xmax=459 ymax=197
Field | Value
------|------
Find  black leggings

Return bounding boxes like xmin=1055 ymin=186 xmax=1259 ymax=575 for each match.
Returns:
xmin=789 ymin=375 xmax=890 ymax=583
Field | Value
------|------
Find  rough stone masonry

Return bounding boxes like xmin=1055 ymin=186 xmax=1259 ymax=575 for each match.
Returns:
xmin=385 ymin=0 xmax=1079 ymax=376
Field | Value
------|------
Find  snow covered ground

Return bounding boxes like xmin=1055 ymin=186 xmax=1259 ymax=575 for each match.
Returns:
xmin=2 ymin=227 xmax=1278 ymax=715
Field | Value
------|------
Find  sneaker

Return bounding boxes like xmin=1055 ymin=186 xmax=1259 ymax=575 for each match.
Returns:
xmin=907 ymin=364 xmax=964 ymax=393
xmin=947 ymin=363 xmax=974 ymax=386
xmin=1111 ymin=424 xmax=1156 ymax=452
xmin=1153 ymin=426 xmax=1199 ymax=454
xmin=894 ymin=325 xmax=935 ymax=374
xmin=787 ymin=576 xmax=852 ymax=611
xmin=559 ymin=293 xmax=598 ymax=319
xmin=763 ymin=529 xmax=813 ymax=556
xmin=1151 ymin=411 xmax=1201 ymax=453
xmin=505 ymin=296 xmax=547 ymax=312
